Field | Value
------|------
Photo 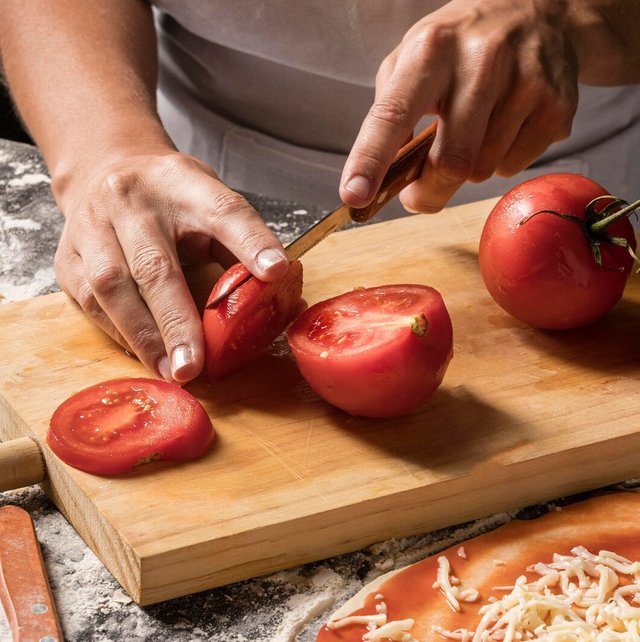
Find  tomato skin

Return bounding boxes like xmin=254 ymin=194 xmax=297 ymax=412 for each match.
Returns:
xmin=203 ymin=260 xmax=303 ymax=379
xmin=287 ymin=285 xmax=453 ymax=418
xmin=47 ymin=378 xmax=214 ymax=475
xmin=479 ymin=174 xmax=636 ymax=329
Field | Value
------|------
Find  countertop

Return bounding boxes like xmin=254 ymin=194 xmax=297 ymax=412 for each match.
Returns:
xmin=0 ymin=138 xmax=634 ymax=642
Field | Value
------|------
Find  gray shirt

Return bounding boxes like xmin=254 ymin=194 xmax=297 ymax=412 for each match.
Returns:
xmin=152 ymin=1 xmax=640 ymax=215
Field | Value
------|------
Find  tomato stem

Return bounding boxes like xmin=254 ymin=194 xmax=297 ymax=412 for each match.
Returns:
xmin=411 ymin=314 xmax=428 ymax=337
xmin=519 ymin=195 xmax=640 ymax=268
xmin=589 ymin=197 xmax=640 ymax=233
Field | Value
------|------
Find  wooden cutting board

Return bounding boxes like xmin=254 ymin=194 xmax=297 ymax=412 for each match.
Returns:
xmin=1 ymin=198 xmax=639 ymax=605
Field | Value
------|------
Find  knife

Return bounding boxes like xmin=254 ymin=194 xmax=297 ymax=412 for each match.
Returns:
xmin=0 ymin=505 xmax=63 ymax=642
xmin=206 ymin=120 xmax=438 ymax=308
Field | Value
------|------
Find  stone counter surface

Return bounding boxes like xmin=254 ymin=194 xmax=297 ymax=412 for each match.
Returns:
xmin=0 ymin=138 xmax=626 ymax=642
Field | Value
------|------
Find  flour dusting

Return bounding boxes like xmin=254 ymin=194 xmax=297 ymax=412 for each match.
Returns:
xmin=0 ymin=266 xmax=56 ymax=301
xmin=7 ymin=172 xmax=51 ymax=187
xmin=2 ymin=215 xmax=42 ymax=231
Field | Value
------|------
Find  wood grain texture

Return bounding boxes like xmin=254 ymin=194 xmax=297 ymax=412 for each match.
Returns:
xmin=1 ymin=198 xmax=639 ymax=605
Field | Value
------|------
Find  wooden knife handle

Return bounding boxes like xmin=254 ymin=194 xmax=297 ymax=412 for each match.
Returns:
xmin=0 ymin=437 xmax=45 ymax=492
xmin=0 ymin=506 xmax=63 ymax=642
xmin=349 ymin=120 xmax=438 ymax=223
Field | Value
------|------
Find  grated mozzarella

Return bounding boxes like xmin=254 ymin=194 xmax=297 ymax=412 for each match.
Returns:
xmin=432 ymin=546 xmax=640 ymax=642
xmin=436 ymin=556 xmax=481 ymax=612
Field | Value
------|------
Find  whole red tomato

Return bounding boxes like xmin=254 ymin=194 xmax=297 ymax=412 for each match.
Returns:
xmin=203 ymin=260 xmax=304 ymax=379
xmin=287 ymin=284 xmax=453 ymax=418
xmin=479 ymin=173 xmax=637 ymax=329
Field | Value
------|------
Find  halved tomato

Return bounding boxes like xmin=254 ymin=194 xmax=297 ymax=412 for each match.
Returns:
xmin=203 ymin=260 xmax=304 ymax=379
xmin=47 ymin=378 xmax=214 ymax=475
xmin=287 ymin=284 xmax=453 ymax=418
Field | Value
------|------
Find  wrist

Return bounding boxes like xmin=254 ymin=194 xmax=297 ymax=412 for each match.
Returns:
xmin=49 ymin=120 xmax=176 ymax=210
xmin=564 ymin=2 xmax=627 ymax=85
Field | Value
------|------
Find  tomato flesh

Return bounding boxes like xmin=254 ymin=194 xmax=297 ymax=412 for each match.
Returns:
xmin=287 ymin=285 xmax=453 ymax=418
xmin=203 ymin=260 xmax=303 ymax=379
xmin=47 ymin=378 xmax=214 ymax=475
xmin=479 ymin=173 xmax=636 ymax=329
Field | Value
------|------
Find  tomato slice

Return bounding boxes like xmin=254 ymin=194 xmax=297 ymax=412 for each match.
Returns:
xmin=203 ymin=260 xmax=304 ymax=379
xmin=47 ymin=378 xmax=214 ymax=475
xmin=287 ymin=284 xmax=453 ymax=418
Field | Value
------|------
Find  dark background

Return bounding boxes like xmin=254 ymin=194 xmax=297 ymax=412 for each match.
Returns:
xmin=1 ymin=82 xmax=32 ymax=143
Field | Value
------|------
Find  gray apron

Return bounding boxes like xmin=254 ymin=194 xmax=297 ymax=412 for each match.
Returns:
xmin=152 ymin=1 xmax=640 ymax=216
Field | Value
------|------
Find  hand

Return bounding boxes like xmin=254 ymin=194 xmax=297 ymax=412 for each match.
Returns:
xmin=340 ymin=0 xmax=580 ymax=213
xmin=54 ymin=148 xmax=289 ymax=384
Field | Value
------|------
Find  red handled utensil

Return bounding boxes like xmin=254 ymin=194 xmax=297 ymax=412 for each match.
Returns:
xmin=0 ymin=505 xmax=63 ymax=642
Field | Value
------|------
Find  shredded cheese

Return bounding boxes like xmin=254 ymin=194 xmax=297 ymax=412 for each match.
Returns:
xmin=326 ymin=594 xmax=419 ymax=642
xmin=432 ymin=546 xmax=640 ymax=642
xmin=326 ymin=546 xmax=640 ymax=642
xmin=435 ymin=556 xmax=481 ymax=612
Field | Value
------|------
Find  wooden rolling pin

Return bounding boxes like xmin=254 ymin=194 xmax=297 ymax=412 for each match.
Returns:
xmin=0 ymin=437 xmax=45 ymax=492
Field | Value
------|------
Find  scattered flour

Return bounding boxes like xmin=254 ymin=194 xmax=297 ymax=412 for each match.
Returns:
xmin=0 ymin=266 xmax=56 ymax=302
xmin=7 ymin=172 xmax=51 ymax=187
xmin=1 ymin=214 xmax=42 ymax=231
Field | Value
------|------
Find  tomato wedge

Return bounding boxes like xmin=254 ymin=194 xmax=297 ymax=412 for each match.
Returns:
xmin=47 ymin=378 xmax=214 ymax=475
xmin=287 ymin=284 xmax=453 ymax=418
xmin=203 ymin=260 xmax=304 ymax=379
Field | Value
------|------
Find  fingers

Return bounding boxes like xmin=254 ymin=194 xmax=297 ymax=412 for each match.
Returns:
xmin=157 ymin=156 xmax=289 ymax=282
xmin=113 ymin=210 xmax=205 ymax=383
xmin=55 ymin=152 xmax=292 ymax=385
xmin=339 ymin=32 xmax=448 ymax=208
xmin=343 ymin=1 xmax=580 ymax=214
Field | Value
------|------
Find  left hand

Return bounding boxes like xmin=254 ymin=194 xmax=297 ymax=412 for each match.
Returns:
xmin=339 ymin=0 xmax=580 ymax=214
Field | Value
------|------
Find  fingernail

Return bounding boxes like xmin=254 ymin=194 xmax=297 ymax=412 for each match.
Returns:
xmin=345 ymin=175 xmax=372 ymax=201
xmin=157 ymin=355 xmax=173 ymax=382
xmin=171 ymin=344 xmax=192 ymax=379
xmin=256 ymin=248 xmax=288 ymax=276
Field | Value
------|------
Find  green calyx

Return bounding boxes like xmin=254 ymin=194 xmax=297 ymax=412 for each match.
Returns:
xmin=519 ymin=195 xmax=640 ymax=268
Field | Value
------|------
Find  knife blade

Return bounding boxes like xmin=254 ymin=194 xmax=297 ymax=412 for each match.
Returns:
xmin=206 ymin=120 xmax=438 ymax=308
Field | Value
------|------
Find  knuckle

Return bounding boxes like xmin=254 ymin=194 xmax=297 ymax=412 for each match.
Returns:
xmin=102 ymin=167 xmax=140 ymax=201
xmin=432 ymin=148 xmax=474 ymax=184
xmin=368 ymin=95 xmax=412 ymax=129
xmin=155 ymin=153 xmax=199 ymax=181
xmin=208 ymin=190 xmax=252 ymax=219
xmin=470 ymin=165 xmax=494 ymax=183
xmin=410 ymin=22 xmax=450 ymax=58
xmin=88 ymin=262 xmax=128 ymax=297
xmin=127 ymin=324 xmax=162 ymax=357
xmin=129 ymin=249 xmax=178 ymax=289
xmin=75 ymin=282 xmax=103 ymax=318
xmin=155 ymin=307 xmax=191 ymax=344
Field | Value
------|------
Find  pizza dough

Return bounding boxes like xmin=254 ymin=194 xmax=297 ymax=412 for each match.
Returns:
xmin=317 ymin=492 xmax=640 ymax=641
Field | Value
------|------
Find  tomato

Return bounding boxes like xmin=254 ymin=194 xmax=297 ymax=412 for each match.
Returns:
xmin=287 ymin=284 xmax=453 ymax=418
xmin=203 ymin=260 xmax=304 ymax=379
xmin=47 ymin=378 xmax=214 ymax=475
xmin=479 ymin=173 xmax=637 ymax=329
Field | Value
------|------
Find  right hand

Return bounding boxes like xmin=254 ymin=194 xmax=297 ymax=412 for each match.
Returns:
xmin=53 ymin=147 xmax=289 ymax=384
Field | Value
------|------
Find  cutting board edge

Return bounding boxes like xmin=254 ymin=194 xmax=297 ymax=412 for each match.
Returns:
xmin=132 ymin=427 xmax=640 ymax=605
xmin=38 ymin=450 xmax=144 ymax=603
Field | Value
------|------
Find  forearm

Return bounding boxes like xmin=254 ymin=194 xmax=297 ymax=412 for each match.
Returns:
xmin=567 ymin=0 xmax=640 ymax=85
xmin=0 ymin=0 xmax=172 ymax=202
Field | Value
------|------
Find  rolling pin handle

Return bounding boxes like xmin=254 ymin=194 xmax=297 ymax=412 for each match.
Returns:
xmin=0 ymin=437 xmax=46 ymax=492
